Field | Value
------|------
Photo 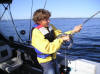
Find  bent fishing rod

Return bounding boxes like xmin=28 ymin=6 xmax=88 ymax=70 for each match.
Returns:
xmin=59 ymin=11 xmax=100 ymax=48
xmin=82 ymin=11 xmax=100 ymax=25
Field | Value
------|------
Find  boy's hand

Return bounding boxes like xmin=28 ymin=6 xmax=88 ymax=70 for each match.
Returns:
xmin=61 ymin=35 xmax=70 ymax=41
xmin=72 ymin=24 xmax=82 ymax=34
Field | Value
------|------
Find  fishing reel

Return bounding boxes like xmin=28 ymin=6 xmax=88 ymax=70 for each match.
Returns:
xmin=59 ymin=65 xmax=71 ymax=74
xmin=57 ymin=33 xmax=73 ymax=49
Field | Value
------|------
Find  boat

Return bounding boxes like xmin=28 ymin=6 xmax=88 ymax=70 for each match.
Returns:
xmin=0 ymin=0 xmax=100 ymax=74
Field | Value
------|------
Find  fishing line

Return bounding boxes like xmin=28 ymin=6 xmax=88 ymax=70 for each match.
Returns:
xmin=64 ymin=42 xmax=68 ymax=72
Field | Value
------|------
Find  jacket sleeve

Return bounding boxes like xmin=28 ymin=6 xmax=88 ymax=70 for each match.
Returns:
xmin=50 ymin=24 xmax=73 ymax=37
xmin=31 ymin=28 xmax=63 ymax=54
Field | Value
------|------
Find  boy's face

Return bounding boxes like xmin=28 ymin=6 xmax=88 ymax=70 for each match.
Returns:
xmin=39 ymin=18 xmax=50 ymax=27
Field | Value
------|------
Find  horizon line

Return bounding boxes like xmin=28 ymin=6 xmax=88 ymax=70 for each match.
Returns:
xmin=2 ymin=17 xmax=100 ymax=20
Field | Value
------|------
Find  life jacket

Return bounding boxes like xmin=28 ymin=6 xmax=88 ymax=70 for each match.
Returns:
xmin=32 ymin=24 xmax=55 ymax=59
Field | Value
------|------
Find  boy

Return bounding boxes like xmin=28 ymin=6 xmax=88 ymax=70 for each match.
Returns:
xmin=31 ymin=9 xmax=82 ymax=74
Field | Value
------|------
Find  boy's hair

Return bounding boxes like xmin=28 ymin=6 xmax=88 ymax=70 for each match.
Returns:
xmin=33 ymin=9 xmax=51 ymax=24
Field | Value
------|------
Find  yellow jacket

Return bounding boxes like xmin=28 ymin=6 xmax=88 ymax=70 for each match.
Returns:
xmin=31 ymin=24 xmax=72 ymax=63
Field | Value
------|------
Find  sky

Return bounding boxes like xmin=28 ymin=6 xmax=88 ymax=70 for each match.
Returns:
xmin=1 ymin=0 xmax=100 ymax=19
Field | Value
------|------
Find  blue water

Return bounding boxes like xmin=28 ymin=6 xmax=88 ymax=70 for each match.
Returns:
xmin=0 ymin=18 xmax=100 ymax=62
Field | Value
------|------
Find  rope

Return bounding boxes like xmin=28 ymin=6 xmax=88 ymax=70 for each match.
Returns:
xmin=0 ymin=4 xmax=9 ymax=21
xmin=8 ymin=4 xmax=24 ymax=42
xmin=43 ymin=0 xmax=48 ymax=9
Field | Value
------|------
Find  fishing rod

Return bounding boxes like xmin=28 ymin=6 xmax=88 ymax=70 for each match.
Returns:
xmin=59 ymin=11 xmax=100 ymax=50
xmin=29 ymin=0 xmax=33 ymax=43
xmin=43 ymin=0 xmax=48 ymax=9
xmin=82 ymin=11 xmax=100 ymax=25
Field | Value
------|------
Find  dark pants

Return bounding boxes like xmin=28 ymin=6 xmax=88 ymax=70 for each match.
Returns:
xmin=40 ymin=59 xmax=59 ymax=74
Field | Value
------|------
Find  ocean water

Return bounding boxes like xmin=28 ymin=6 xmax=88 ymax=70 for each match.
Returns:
xmin=0 ymin=18 xmax=100 ymax=62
